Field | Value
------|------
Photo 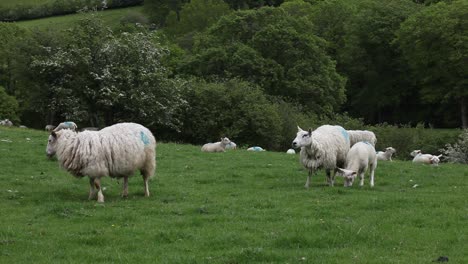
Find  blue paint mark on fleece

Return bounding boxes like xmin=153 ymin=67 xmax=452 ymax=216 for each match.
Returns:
xmin=64 ymin=121 xmax=72 ymax=127
xmin=338 ymin=126 xmax=349 ymax=142
xmin=140 ymin=131 xmax=150 ymax=146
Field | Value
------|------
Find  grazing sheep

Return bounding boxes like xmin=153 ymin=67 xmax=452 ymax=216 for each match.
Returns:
xmin=201 ymin=137 xmax=231 ymax=152
xmin=377 ymin=147 xmax=396 ymax=161
xmin=0 ymin=119 xmax=13 ymax=126
xmin=225 ymin=141 xmax=237 ymax=150
xmin=411 ymin=150 xmax=442 ymax=166
xmin=247 ymin=146 xmax=266 ymax=151
xmin=53 ymin=121 xmax=77 ymax=132
xmin=45 ymin=125 xmax=56 ymax=132
xmin=337 ymin=141 xmax=377 ymax=187
xmin=292 ymin=125 xmax=350 ymax=188
xmin=286 ymin=149 xmax=296 ymax=154
xmin=46 ymin=122 xmax=156 ymax=203
xmin=347 ymin=130 xmax=377 ymax=147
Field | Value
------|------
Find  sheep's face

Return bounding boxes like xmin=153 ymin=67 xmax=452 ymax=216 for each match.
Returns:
xmin=292 ymin=126 xmax=312 ymax=148
xmin=410 ymin=150 xmax=421 ymax=157
xmin=221 ymin=137 xmax=231 ymax=145
xmin=386 ymin=147 xmax=396 ymax=154
xmin=430 ymin=155 xmax=441 ymax=166
xmin=337 ymin=168 xmax=357 ymax=186
xmin=46 ymin=132 xmax=59 ymax=158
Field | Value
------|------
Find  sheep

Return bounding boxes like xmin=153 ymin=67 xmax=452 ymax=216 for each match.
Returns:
xmin=337 ymin=141 xmax=377 ymax=187
xmin=286 ymin=149 xmax=296 ymax=154
xmin=79 ymin=127 xmax=99 ymax=132
xmin=377 ymin=147 xmax=396 ymax=161
xmin=347 ymin=130 xmax=377 ymax=147
xmin=0 ymin=119 xmax=13 ymax=126
xmin=19 ymin=125 xmax=27 ymax=129
xmin=46 ymin=122 xmax=156 ymax=203
xmin=201 ymin=137 xmax=231 ymax=152
xmin=411 ymin=150 xmax=442 ymax=166
xmin=292 ymin=125 xmax=350 ymax=188
xmin=53 ymin=121 xmax=77 ymax=132
xmin=225 ymin=141 xmax=237 ymax=150
xmin=45 ymin=125 xmax=56 ymax=132
xmin=247 ymin=146 xmax=265 ymax=151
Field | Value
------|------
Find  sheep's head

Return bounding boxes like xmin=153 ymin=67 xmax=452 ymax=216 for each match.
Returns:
xmin=337 ymin=168 xmax=357 ymax=187
xmin=386 ymin=147 xmax=396 ymax=154
xmin=430 ymin=155 xmax=442 ymax=166
xmin=46 ymin=131 xmax=59 ymax=158
xmin=220 ymin=137 xmax=231 ymax=145
xmin=410 ymin=150 xmax=421 ymax=157
xmin=292 ymin=126 xmax=313 ymax=148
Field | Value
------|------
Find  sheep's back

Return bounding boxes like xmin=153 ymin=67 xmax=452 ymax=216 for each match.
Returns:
xmin=310 ymin=125 xmax=350 ymax=169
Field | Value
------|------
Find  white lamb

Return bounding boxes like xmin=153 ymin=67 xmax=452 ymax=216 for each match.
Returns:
xmin=0 ymin=119 xmax=13 ymax=126
xmin=347 ymin=130 xmax=377 ymax=147
xmin=411 ymin=150 xmax=442 ymax=166
xmin=292 ymin=125 xmax=350 ymax=188
xmin=46 ymin=122 xmax=156 ymax=203
xmin=337 ymin=142 xmax=377 ymax=187
xmin=201 ymin=137 xmax=231 ymax=152
xmin=377 ymin=147 xmax=396 ymax=161
xmin=225 ymin=141 xmax=237 ymax=150
xmin=53 ymin=121 xmax=78 ymax=132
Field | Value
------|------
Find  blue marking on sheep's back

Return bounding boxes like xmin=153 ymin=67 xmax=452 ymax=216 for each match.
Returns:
xmin=140 ymin=131 xmax=150 ymax=146
xmin=64 ymin=121 xmax=72 ymax=127
xmin=339 ymin=126 xmax=349 ymax=142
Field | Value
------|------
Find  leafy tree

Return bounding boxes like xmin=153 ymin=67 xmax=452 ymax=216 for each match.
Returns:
xmin=0 ymin=23 xmax=26 ymax=94
xmin=181 ymin=7 xmax=346 ymax=116
xmin=143 ymin=0 xmax=189 ymax=27
xmin=0 ymin=86 xmax=19 ymax=123
xmin=397 ymin=0 xmax=467 ymax=128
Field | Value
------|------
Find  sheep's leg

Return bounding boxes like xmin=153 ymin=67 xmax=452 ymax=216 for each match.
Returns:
xmin=122 ymin=176 xmax=129 ymax=198
xmin=370 ymin=168 xmax=375 ymax=187
xmin=305 ymin=169 xmax=312 ymax=189
xmin=88 ymin=177 xmax=96 ymax=200
xmin=94 ymin=178 xmax=104 ymax=203
xmin=326 ymin=169 xmax=334 ymax=187
xmin=141 ymin=170 xmax=151 ymax=197
xmin=359 ymin=172 xmax=365 ymax=187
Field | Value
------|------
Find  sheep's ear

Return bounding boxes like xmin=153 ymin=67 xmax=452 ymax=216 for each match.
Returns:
xmin=308 ymin=128 xmax=312 ymax=136
xmin=337 ymin=168 xmax=345 ymax=173
xmin=297 ymin=126 xmax=303 ymax=132
xmin=51 ymin=131 xmax=57 ymax=138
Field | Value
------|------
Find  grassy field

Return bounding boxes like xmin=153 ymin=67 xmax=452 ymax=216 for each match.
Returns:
xmin=15 ymin=6 xmax=145 ymax=30
xmin=0 ymin=127 xmax=466 ymax=263
xmin=0 ymin=0 xmax=52 ymax=8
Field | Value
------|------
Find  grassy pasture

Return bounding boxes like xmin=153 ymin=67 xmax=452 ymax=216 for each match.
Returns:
xmin=0 ymin=127 xmax=466 ymax=263
xmin=15 ymin=6 xmax=144 ymax=30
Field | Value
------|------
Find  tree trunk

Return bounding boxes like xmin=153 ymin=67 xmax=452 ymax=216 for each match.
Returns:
xmin=462 ymin=97 xmax=467 ymax=129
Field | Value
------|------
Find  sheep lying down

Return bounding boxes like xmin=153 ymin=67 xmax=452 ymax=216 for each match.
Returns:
xmin=46 ymin=122 xmax=156 ymax=203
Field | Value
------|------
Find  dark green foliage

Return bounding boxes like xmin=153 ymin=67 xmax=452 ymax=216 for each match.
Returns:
xmin=440 ymin=129 xmax=468 ymax=164
xmin=0 ymin=86 xmax=20 ymax=123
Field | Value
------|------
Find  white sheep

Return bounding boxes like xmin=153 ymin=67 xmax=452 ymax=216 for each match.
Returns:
xmin=292 ymin=125 xmax=350 ymax=188
xmin=45 ymin=125 xmax=56 ymax=132
xmin=337 ymin=141 xmax=377 ymax=187
xmin=286 ymin=149 xmax=296 ymax=154
xmin=53 ymin=121 xmax=77 ymax=132
xmin=46 ymin=122 xmax=156 ymax=203
xmin=225 ymin=141 xmax=237 ymax=150
xmin=0 ymin=119 xmax=13 ymax=126
xmin=247 ymin=146 xmax=265 ymax=151
xmin=411 ymin=150 xmax=442 ymax=166
xmin=201 ymin=137 xmax=231 ymax=152
xmin=79 ymin=127 xmax=99 ymax=132
xmin=377 ymin=147 xmax=396 ymax=161
xmin=347 ymin=130 xmax=377 ymax=147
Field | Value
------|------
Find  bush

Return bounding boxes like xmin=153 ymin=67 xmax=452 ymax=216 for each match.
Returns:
xmin=0 ymin=86 xmax=20 ymax=123
xmin=440 ymin=129 xmax=468 ymax=164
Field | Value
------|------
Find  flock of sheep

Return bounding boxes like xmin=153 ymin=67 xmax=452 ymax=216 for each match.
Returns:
xmin=39 ymin=121 xmax=443 ymax=203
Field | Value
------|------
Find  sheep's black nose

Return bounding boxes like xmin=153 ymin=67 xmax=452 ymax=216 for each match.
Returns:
xmin=292 ymin=142 xmax=297 ymax=148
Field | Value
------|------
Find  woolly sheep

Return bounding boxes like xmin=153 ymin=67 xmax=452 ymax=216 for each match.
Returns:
xmin=225 ymin=141 xmax=237 ymax=150
xmin=201 ymin=137 xmax=231 ymax=152
xmin=337 ymin=141 xmax=377 ymax=187
xmin=0 ymin=119 xmax=13 ymax=126
xmin=347 ymin=130 xmax=377 ymax=147
xmin=286 ymin=149 xmax=296 ymax=154
xmin=80 ymin=127 xmax=99 ymax=132
xmin=292 ymin=125 xmax=350 ymax=188
xmin=247 ymin=146 xmax=266 ymax=151
xmin=411 ymin=150 xmax=442 ymax=166
xmin=46 ymin=122 xmax=156 ymax=203
xmin=45 ymin=125 xmax=56 ymax=132
xmin=377 ymin=147 xmax=396 ymax=161
xmin=53 ymin=121 xmax=77 ymax=132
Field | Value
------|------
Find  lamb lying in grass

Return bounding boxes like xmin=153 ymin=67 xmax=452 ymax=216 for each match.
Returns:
xmin=338 ymin=141 xmax=377 ymax=187
xmin=201 ymin=137 xmax=231 ymax=152
xmin=410 ymin=150 xmax=442 ymax=166
xmin=377 ymin=147 xmax=396 ymax=161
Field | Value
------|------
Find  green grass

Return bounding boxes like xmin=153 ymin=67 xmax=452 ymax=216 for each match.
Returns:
xmin=15 ymin=6 xmax=144 ymax=30
xmin=0 ymin=0 xmax=53 ymax=8
xmin=0 ymin=127 xmax=467 ymax=263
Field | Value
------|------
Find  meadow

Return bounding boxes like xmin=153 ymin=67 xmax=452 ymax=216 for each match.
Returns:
xmin=0 ymin=127 xmax=467 ymax=263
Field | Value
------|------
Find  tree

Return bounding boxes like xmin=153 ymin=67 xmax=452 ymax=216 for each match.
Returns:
xmin=0 ymin=23 xmax=26 ymax=94
xmin=396 ymin=0 xmax=468 ymax=128
xmin=0 ymin=86 xmax=19 ymax=123
xmin=143 ymin=0 xmax=189 ymax=27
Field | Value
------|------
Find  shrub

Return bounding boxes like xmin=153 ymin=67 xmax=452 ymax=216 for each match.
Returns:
xmin=0 ymin=86 xmax=20 ymax=123
xmin=440 ymin=129 xmax=468 ymax=164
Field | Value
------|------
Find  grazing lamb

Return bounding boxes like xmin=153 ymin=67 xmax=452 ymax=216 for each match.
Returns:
xmin=292 ymin=125 xmax=350 ymax=188
xmin=201 ymin=137 xmax=231 ymax=152
xmin=247 ymin=146 xmax=265 ymax=152
xmin=45 ymin=125 xmax=56 ymax=132
xmin=337 ymin=142 xmax=377 ymax=187
xmin=411 ymin=150 xmax=442 ymax=166
xmin=53 ymin=121 xmax=77 ymax=132
xmin=46 ymin=122 xmax=156 ymax=203
xmin=225 ymin=141 xmax=237 ymax=150
xmin=347 ymin=130 xmax=377 ymax=147
xmin=377 ymin=147 xmax=396 ymax=161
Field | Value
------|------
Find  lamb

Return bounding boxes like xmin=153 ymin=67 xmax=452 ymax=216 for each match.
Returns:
xmin=292 ymin=125 xmax=350 ymax=188
xmin=45 ymin=125 xmax=56 ymax=132
xmin=46 ymin=122 xmax=156 ymax=203
xmin=53 ymin=121 xmax=77 ymax=132
xmin=337 ymin=142 xmax=377 ymax=187
xmin=377 ymin=147 xmax=396 ymax=161
xmin=347 ymin=130 xmax=377 ymax=147
xmin=225 ymin=141 xmax=237 ymax=150
xmin=0 ymin=119 xmax=13 ymax=126
xmin=411 ymin=150 xmax=442 ymax=166
xmin=201 ymin=137 xmax=231 ymax=152
xmin=286 ymin=149 xmax=296 ymax=154
xmin=247 ymin=146 xmax=265 ymax=151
